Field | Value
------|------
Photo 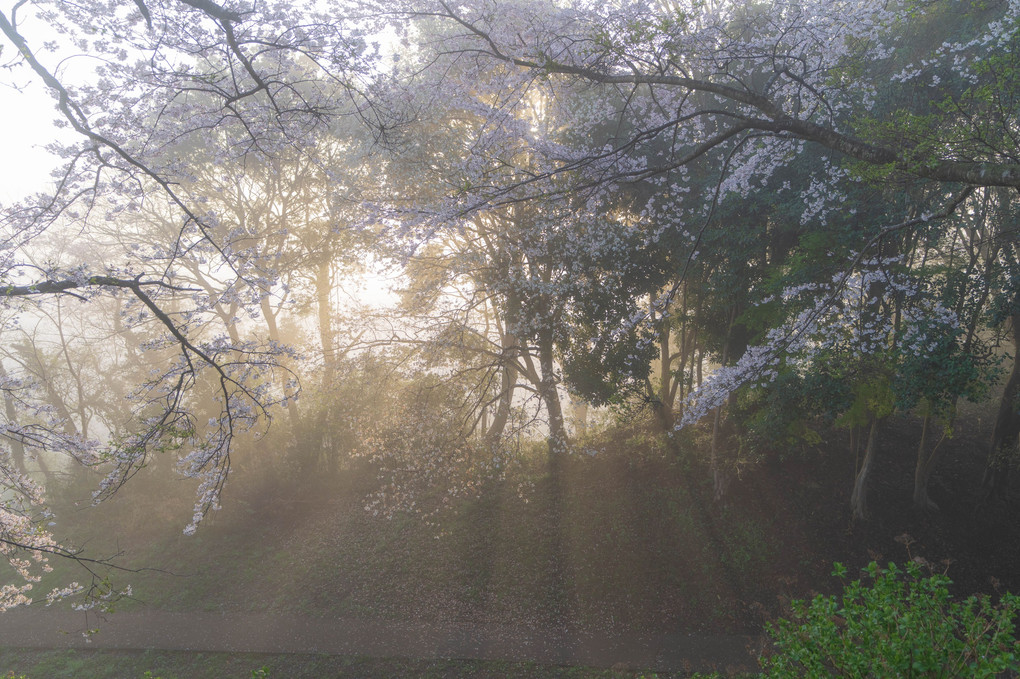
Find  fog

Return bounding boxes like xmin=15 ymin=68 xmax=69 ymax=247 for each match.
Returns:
xmin=2 ymin=0 xmax=1020 ymax=674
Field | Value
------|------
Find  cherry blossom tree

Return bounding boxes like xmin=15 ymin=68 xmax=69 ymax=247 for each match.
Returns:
xmin=373 ymin=0 xmax=1018 ymax=375
xmin=386 ymin=0 xmax=1020 ymax=193
xmin=0 ymin=0 xmax=377 ymax=607
xmin=376 ymin=0 xmax=1020 ymax=499
xmin=1 ymin=0 xmax=1017 ymax=607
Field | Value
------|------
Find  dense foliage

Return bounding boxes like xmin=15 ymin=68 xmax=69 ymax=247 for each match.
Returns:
xmin=763 ymin=561 xmax=1020 ymax=677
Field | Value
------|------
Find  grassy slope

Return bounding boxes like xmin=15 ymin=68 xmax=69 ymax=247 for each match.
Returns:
xmin=40 ymin=443 xmax=787 ymax=634
xmin=11 ymin=411 xmax=1020 ymax=676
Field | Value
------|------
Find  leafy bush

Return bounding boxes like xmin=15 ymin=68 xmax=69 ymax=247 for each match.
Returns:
xmin=762 ymin=561 xmax=1020 ymax=678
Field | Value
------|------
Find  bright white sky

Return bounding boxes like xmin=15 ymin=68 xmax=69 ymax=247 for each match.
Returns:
xmin=0 ymin=57 xmax=402 ymax=308
xmin=0 ymin=12 xmax=406 ymax=310
xmin=0 ymin=78 xmax=67 ymax=205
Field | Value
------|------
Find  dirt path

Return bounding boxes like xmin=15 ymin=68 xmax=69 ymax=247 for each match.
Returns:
xmin=0 ymin=608 xmax=762 ymax=673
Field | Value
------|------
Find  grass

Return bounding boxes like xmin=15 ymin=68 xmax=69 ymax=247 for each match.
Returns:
xmin=0 ymin=648 xmax=727 ymax=679
xmin=11 ymin=413 xmax=1017 ymax=678
xmin=37 ymin=444 xmax=792 ymax=636
xmin=28 ymin=414 xmax=1016 ymax=677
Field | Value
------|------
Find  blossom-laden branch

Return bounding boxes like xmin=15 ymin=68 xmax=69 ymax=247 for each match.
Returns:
xmin=675 ymin=186 xmax=979 ymax=427
xmin=0 ymin=264 xmax=294 ymax=610
xmin=0 ymin=0 xmax=371 ymax=599
xmin=386 ymin=0 xmax=1020 ymax=201
xmin=0 ymin=0 xmax=375 ymax=286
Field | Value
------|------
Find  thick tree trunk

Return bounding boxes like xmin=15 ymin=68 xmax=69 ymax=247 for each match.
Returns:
xmin=850 ymin=416 xmax=882 ymax=522
xmin=710 ymin=405 xmax=730 ymax=500
xmin=0 ymin=364 xmax=25 ymax=471
xmin=537 ymin=329 xmax=568 ymax=458
xmin=484 ymin=363 xmax=515 ymax=449
xmin=983 ymin=315 xmax=1020 ymax=499
xmin=652 ymin=395 xmax=675 ymax=434
xmin=653 ymin=312 xmax=676 ymax=433
xmin=542 ymin=374 xmax=568 ymax=458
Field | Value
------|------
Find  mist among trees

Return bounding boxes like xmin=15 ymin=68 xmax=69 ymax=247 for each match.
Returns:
xmin=0 ymin=3 xmax=1019 ymax=666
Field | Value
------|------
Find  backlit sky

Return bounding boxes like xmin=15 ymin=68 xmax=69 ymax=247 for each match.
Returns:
xmin=0 ymin=78 xmax=67 ymax=205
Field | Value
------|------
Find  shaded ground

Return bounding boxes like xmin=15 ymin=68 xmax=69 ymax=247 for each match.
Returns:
xmin=0 ymin=608 xmax=759 ymax=675
xmin=0 ymin=648 xmax=750 ymax=679
xmin=22 ymin=409 xmax=1020 ymax=675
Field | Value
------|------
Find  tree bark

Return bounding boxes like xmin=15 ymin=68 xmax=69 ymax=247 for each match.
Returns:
xmin=484 ymin=360 xmax=515 ymax=449
xmin=55 ymin=302 xmax=89 ymax=439
xmin=912 ymin=410 xmax=945 ymax=512
xmin=653 ymin=307 xmax=676 ymax=433
xmin=0 ymin=364 xmax=25 ymax=472
xmin=260 ymin=296 xmax=300 ymax=431
xmin=709 ymin=305 xmax=742 ymax=499
xmin=983 ymin=315 xmax=1020 ymax=499
xmin=850 ymin=416 xmax=882 ymax=522
xmin=315 ymin=261 xmax=336 ymax=387
xmin=710 ymin=405 xmax=730 ymax=501
xmin=537 ymin=328 xmax=568 ymax=458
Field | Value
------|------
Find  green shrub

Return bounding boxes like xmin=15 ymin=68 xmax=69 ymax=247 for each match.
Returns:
xmin=762 ymin=561 xmax=1020 ymax=677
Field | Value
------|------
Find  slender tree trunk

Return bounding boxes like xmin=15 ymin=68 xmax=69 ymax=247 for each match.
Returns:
xmin=315 ymin=261 xmax=336 ymax=387
xmin=43 ymin=382 xmax=79 ymax=439
xmin=851 ymin=415 xmax=882 ymax=522
xmin=695 ymin=335 xmax=703 ymax=388
xmin=709 ymin=306 xmax=740 ymax=499
xmin=485 ymin=313 xmax=519 ymax=448
xmin=912 ymin=410 xmax=941 ymax=512
xmin=672 ymin=315 xmax=687 ymax=410
xmin=56 ymin=303 xmax=89 ymax=439
xmin=113 ymin=296 xmax=143 ymax=359
xmin=913 ymin=411 xmax=933 ymax=511
xmin=219 ymin=302 xmax=242 ymax=344
xmin=260 ymin=297 xmax=300 ymax=430
xmin=710 ymin=405 xmax=730 ymax=500
xmin=983 ymin=315 xmax=1020 ymax=499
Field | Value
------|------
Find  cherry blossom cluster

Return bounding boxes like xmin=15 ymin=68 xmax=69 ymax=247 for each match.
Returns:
xmin=679 ymin=258 xmax=964 ymax=428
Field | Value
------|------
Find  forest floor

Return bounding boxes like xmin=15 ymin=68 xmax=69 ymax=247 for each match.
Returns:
xmin=0 ymin=607 xmax=758 ymax=675
xmin=4 ymin=407 xmax=1020 ymax=677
